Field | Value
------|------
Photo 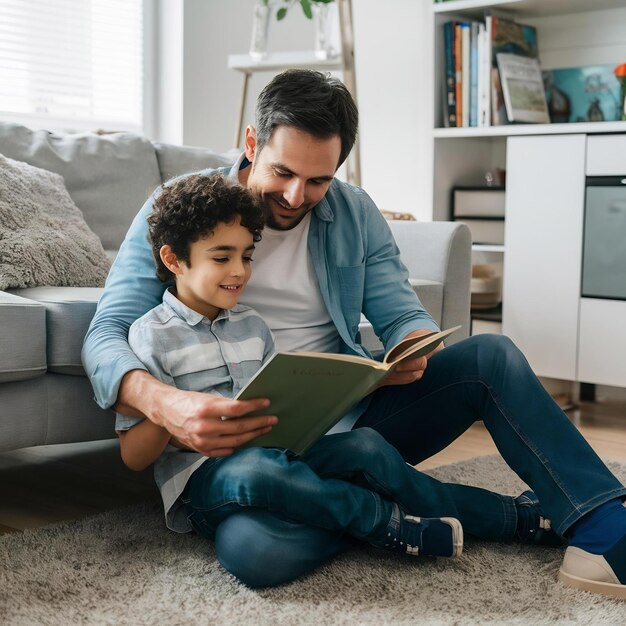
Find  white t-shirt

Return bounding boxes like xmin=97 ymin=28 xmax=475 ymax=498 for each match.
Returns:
xmin=240 ymin=212 xmax=341 ymax=354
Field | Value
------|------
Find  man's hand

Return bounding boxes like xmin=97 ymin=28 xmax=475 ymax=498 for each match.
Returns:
xmin=115 ymin=370 xmax=278 ymax=457
xmin=376 ymin=329 xmax=444 ymax=389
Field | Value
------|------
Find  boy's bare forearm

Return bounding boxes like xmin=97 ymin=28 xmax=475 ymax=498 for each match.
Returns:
xmin=118 ymin=420 xmax=171 ymax=471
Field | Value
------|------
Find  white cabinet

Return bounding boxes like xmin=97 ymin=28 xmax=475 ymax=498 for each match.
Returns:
xmin=578 ymin=299 xmax=626 ymax=387
xmin=502 ymin=135 xmax=586 ymax=379
xmin=587 ymin=135 xmax=626 ymax=176
xmin=428 ymin=0 xmax=626 ymax=386
xmin=429 ymin=0 xmax=626 ymax=222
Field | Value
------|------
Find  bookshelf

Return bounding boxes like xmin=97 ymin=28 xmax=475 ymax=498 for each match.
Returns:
xmin=430 ymin=0 xmax=626 ymax=221
xmin=429 ymin=0 xmax=626 ymax=347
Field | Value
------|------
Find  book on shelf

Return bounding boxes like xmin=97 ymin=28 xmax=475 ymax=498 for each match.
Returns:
xmin=232 ymin=326 xmax=460 ymax=455
xmin=443 ymin=19 xmax=485 ymax=128
xmin=496 ymin=53 xmax=550 ymax=123
xmin=454 ymin=22 xmax=463 ymax=127
xmin=489 ymin=16 xmax=540 ymax=125
xmin=461 ymin=22 xmax=471 ymax=127
xmin=452 ymin=187 xmax=505 ymax=218
xmin=442 ymin=14 xmax=541 ymax=128
xmin=442 ymin=21 xmax=456 ymax=127
xmin=455 ymin=218 xmax=505 ymax=246
xmin=469 ymin=22 xmax=480 ymax=127
xmin=543 ymin=64 xmax=623 ymax=123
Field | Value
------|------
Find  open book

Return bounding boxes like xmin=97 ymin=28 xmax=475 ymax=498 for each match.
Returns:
xmin=231 ymin=326 xmax=461 ymax=454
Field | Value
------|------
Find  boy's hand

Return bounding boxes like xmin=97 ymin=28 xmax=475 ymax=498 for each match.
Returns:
xmin=115 ymin=370 xmax=277 ymax=457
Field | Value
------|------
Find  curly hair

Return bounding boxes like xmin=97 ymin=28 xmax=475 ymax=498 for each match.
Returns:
xmin=147 ymin=173 xmax=264 ymax=282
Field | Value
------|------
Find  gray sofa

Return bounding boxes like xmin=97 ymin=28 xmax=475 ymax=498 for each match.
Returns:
xmin=0 ymin=121 xmax=471 ymax=453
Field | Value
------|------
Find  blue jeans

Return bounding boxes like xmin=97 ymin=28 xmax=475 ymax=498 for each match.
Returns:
xmin=184 ymin=428 xmax=517 ymax=544
xmin=203 ymin=335 xmax=626 ymax=587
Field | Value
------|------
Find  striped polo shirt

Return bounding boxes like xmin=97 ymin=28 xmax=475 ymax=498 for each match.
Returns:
xmin=116 ymin=288 xmax=275 ymax=533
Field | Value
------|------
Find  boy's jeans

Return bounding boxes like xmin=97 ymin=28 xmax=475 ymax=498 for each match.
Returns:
xmin=202 ymin=335 xmax=626 ymax=588
xmin=184 ymin=428 xmax=518 ymax=545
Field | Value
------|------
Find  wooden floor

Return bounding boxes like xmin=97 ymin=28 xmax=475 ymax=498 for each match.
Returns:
xmin=1 ymin=400 xmax=625 ymax=535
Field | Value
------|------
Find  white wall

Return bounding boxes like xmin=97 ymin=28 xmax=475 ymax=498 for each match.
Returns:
xmin=153 ymin=0 xmax=431 ymax=219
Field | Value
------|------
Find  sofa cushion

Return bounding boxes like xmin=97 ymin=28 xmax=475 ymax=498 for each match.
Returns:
xmin=0 ymin=122 xmax=162 ymax=249
xmin=10 ymin=287 xmax=102 ymax=376
xmin=0 ymin=154 xmax=111 ymax=290
xmin=0 ymin=378 xmax=47 ymax=452
xmin=153 ymin=142 xmax=238 ymax=183
xmin=0 ymin=292 xmax=46 ymax=383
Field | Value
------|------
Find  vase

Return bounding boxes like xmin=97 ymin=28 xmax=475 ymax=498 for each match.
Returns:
xmin=250 ymin=1 xmax=271 ymax=60
xmin=313 ymin=2 xmax=338 ymax=60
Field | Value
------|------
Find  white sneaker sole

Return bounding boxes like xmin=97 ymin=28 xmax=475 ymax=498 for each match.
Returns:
xmin=442 ymin=516 xmax=464 ymax=557
xmin=559 ymin=568 xmax=626 ymax=600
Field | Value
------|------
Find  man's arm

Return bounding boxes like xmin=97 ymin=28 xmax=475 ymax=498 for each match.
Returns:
xmin=117 ymin=370 xmax=277 ymax=457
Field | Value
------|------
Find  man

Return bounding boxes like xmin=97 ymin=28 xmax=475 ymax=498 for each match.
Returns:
xmin=83 ymin=70 xmax=626 ymax=597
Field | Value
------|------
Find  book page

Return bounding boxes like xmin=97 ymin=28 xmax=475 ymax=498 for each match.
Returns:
xmin=383 ymin=326 xmax=461 ymax=367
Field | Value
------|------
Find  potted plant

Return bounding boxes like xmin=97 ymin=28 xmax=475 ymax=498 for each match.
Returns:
xmin=250 ymin=0 xmax=338 ymax=60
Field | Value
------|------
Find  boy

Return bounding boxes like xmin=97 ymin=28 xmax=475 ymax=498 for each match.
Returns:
xmin=116 ymin=172 xmax=466 ymax=565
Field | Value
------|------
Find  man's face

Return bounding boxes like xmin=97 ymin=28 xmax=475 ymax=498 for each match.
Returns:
xmin=244 ymin=125 xmax=341 ymax=230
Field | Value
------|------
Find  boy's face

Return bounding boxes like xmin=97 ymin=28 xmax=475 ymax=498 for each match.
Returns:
xmin=243 ymin=125 xmax=340 ymax=231
xmin=166 ymin=218 xmax=255 ymax=321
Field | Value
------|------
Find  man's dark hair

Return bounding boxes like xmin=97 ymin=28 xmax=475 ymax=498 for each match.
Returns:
xmin=148 ymin=173 xmax=264 ymax=282
xmin=255 ymin=69 xmax=358 ymax=167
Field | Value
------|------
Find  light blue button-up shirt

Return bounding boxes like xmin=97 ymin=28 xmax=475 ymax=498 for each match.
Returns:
xmin=82 ymin=157 xmax=437 ymax=413
xmin=116 ymin=289 xmax=275 ymax=532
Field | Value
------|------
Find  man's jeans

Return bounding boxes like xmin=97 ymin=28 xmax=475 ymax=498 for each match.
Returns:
xmin=184 ymin=428 xmax=518 ymax=545
xmin=204 ymin=335 xmax=626 ymax=587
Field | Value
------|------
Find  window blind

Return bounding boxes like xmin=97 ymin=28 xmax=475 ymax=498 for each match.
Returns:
xmin=0 ymin=0 xmax=145 ymax=132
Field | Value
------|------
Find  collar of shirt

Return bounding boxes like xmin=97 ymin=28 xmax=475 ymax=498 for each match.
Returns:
xmin=162 ymin=288 xmax=241 ymax=327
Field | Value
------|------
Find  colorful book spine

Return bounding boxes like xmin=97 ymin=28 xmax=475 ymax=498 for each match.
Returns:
xmin=470 ymin=21 xmax=480 ymax=127
xmin=443 ymin=21 xmax=457 ymax=127
xmin=461 ymin=23 xmax=470 ymax=127
xmin=479 ymin=20 xmax=491 ymax=127
xmin=454 ymin=23 xmax=463 ymax=127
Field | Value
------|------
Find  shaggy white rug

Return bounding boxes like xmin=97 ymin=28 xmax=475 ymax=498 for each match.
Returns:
xmin=2 ymin=455 xmax=626 ymax=625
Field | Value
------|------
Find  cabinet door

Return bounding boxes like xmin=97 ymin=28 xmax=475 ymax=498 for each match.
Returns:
xmin=578 ymin=298 xmax=626 ymax=386
xmin=502 ymin=135 xmax=586 ymax=380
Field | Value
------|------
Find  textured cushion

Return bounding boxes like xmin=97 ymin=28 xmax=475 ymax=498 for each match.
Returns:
xmin=0 ymin=291 xmax=46 ymax=382
xmin=0 ymin=154 xmax=111 ymax=290
xmin=153 ymin=142 xmax=238 ymax=183
xmin=0 ymin=122 xmax=162 ymax=249
xmin=10 ymin=287 xmax=102 ymax=376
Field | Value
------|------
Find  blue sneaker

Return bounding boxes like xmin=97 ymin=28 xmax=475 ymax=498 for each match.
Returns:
xmin=559 ymin=534 xmax=626 ymax=600
xmin=515 ymin=490 xmax=563 ymax=547
xmin=372 ymin=504 xmax=463 ymax=557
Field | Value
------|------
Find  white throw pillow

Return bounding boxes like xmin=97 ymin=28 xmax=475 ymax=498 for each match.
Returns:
xmin=0 ymin=153 xmax=110 ymax=290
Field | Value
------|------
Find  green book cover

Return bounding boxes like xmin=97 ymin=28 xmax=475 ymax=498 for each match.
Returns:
xmin=233 ymin=326 xmax=460 ymax=454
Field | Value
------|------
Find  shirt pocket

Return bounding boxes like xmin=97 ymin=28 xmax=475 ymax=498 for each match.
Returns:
xmin=336 ymin=264 xmax=365 ymax=337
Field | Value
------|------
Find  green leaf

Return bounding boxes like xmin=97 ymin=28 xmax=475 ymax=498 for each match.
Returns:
xmin=300 ymin=0 xmax=313 ymax=19
xmin=277 ymin=6 xmax=288 ymax=20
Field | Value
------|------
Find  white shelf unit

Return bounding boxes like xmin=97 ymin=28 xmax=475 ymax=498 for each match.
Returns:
xmin=430 ymin=0 xmax=626 ymax=222
xmin=430 ymin=0 xmax=626 ymax=353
